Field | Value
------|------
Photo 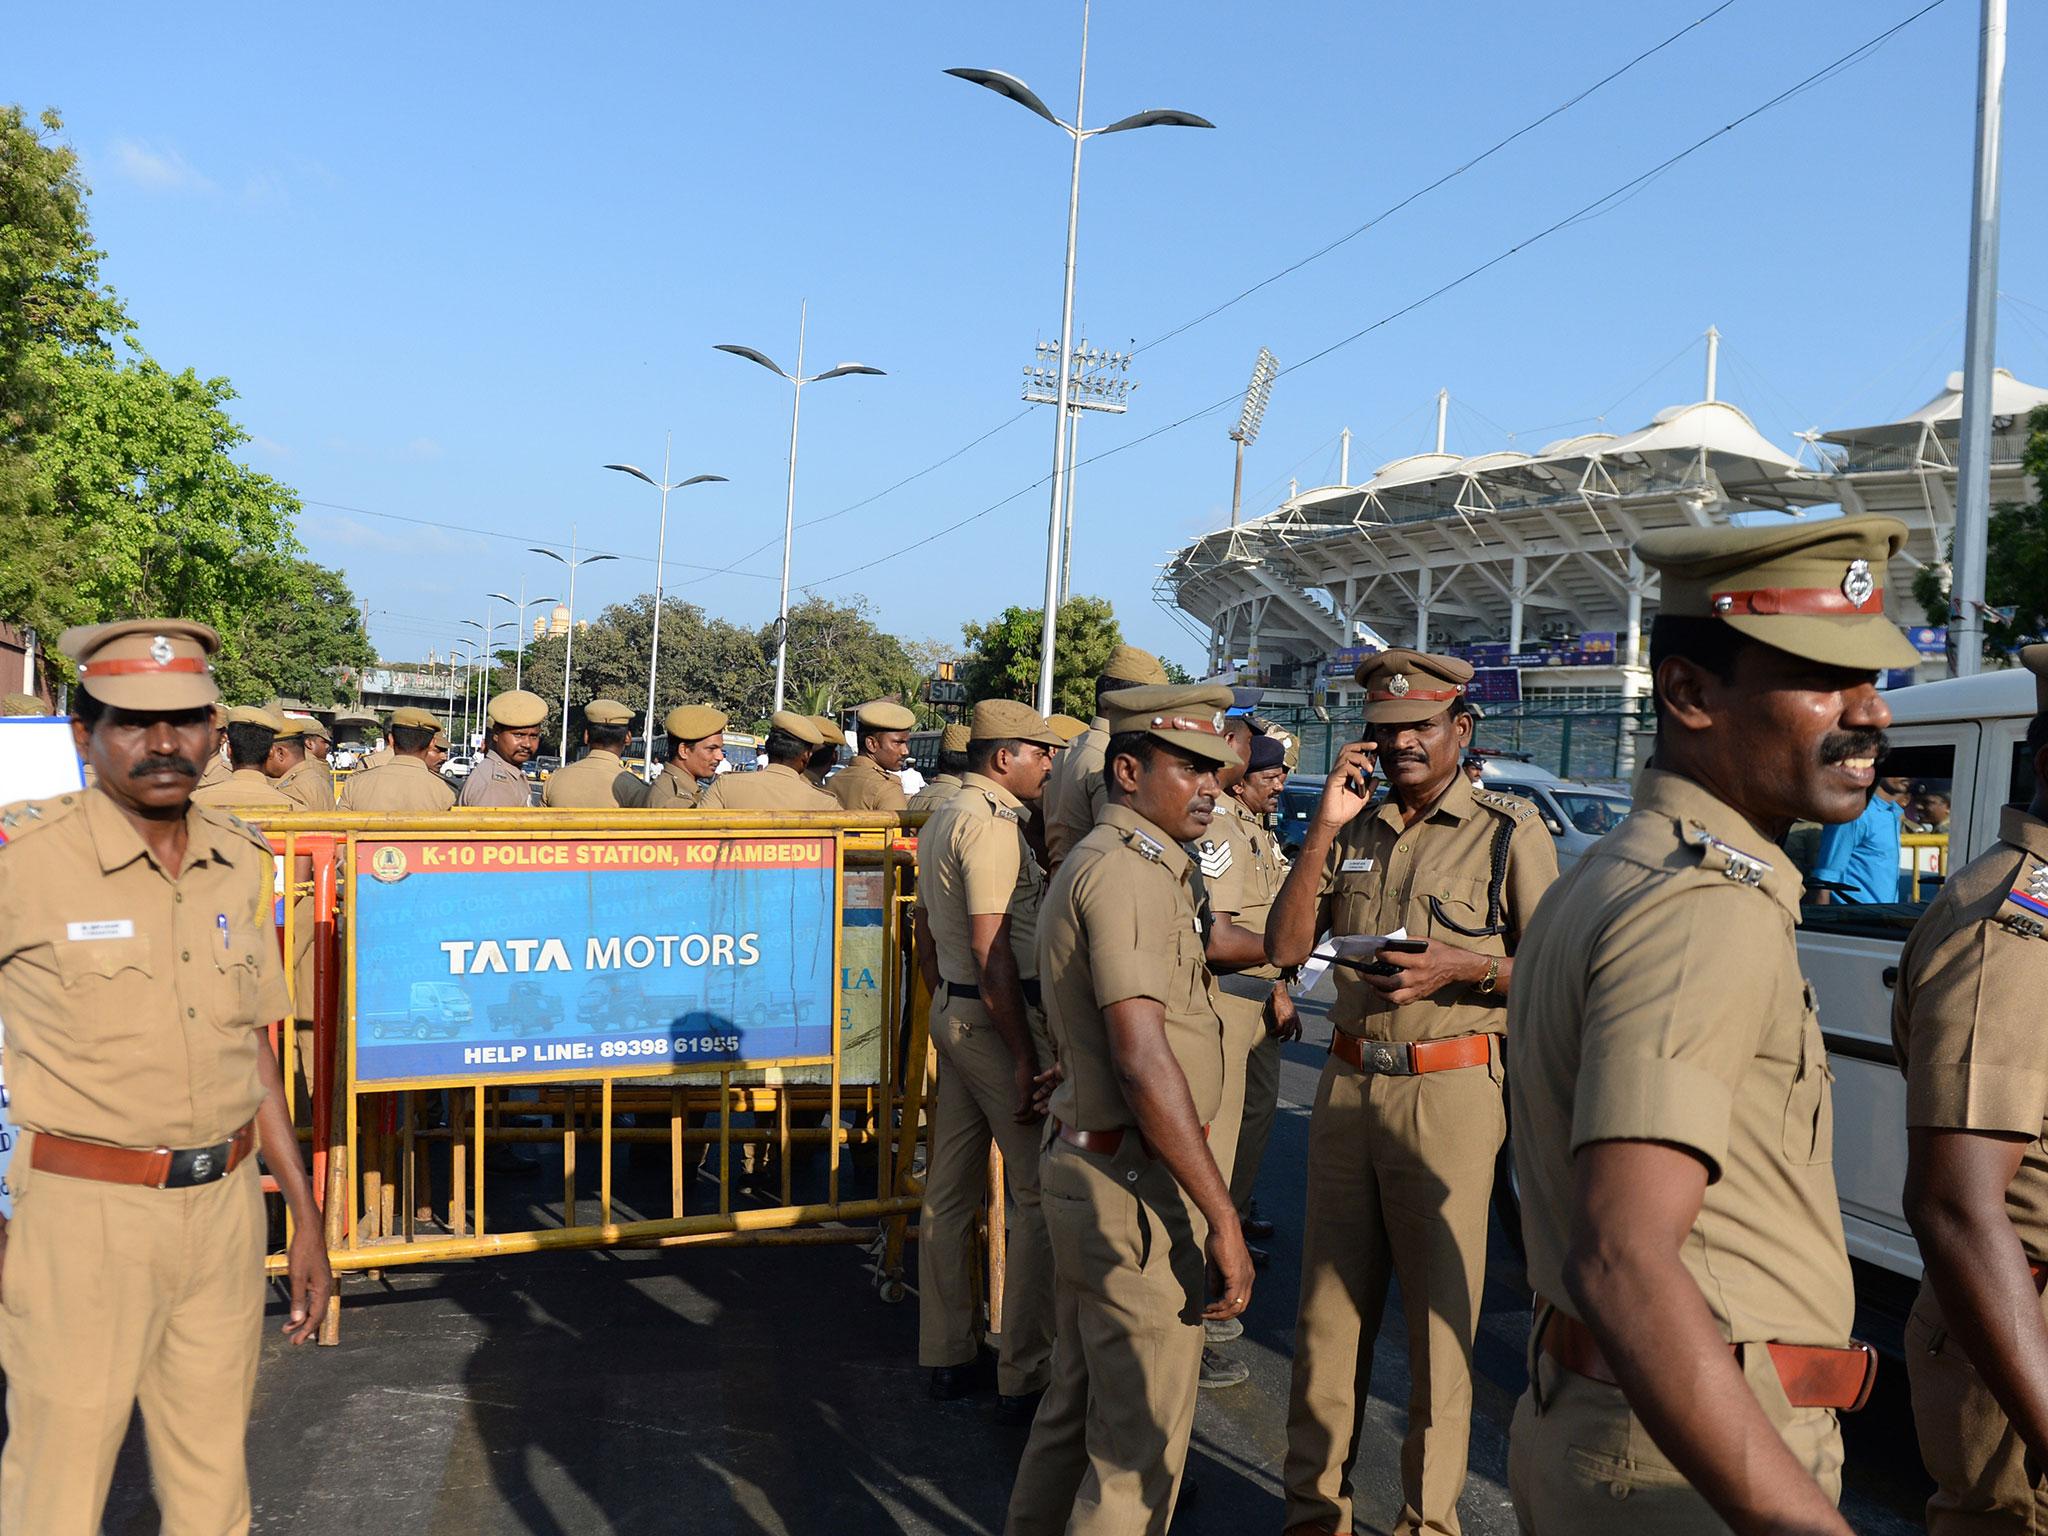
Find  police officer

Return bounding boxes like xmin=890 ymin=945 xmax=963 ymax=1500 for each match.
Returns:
xmin=647 ymin=705 xmax=728 ymax=808
xmin=301 ymin=719 xmax=334 ymax=773
xmin=191 ymin=706 xmax=298 ymax=812
xmin=459 ymin=689 xmax=547 ymax=807
xmin=360 ymin=720 xmax=395 ymax=771
xmin=1204 ymin=729 xmax=1297 ymax=1242
xmin=831 ymin=700 xmax=915 ymax=811
xmin=197 ymin=701 xmax=233 ymax=789
xmin=914 ymin=700 xmax=1064 ymax=1418
xmin=0 ymin=619 xmax=332 ymax=1534
xmin=1507 ymin=516 xmax=1922 ymax=1534
xmin=339 ymin=707 xmax=457 ymax=812
xmin=268 ymin=717 xmax=337 ymax=812
xmin=1266 ymin=648 xmax=1558 ymax=1536
xmin=698 ymin=712 xmax=837 ymax=811
xmin=1046 ymin=714 xmax=1091 ymax=748
xmin=1896 ymin=644 xmax=2048 ymax=1532
xmin=1041 ymin=645 xmax=1169 ymax=869
xmin=1004 ymin=682 xmax=1250 ymax=1536
xmin=542 ymin=699 xmax=648 ymax=808
xmin=906 ymin=722 xmax=971 ymax=814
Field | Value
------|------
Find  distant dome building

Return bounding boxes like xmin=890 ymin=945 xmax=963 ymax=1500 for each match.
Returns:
xmin=533 ymin=615 xmax=547 ymax=641
xmin=547 ymin=604 xmax=571 ymax=638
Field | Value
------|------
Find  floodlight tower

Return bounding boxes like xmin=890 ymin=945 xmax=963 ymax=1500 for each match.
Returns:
xmin=1229 ymin=347 xmax=1280 ymax=525
xmin=1022 ymin=336 xmax=1136 ymax=603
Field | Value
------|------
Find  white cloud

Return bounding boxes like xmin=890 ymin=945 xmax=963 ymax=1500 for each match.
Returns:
xmin=402 ymin=437 xmax=444 ymax=463
xmin=107 ymin=138 xmax=216 ymax=194
xmin=246 ymin=434 xmax=292 ymax=460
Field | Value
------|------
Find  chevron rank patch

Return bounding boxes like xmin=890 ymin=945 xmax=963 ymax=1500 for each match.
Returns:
xmin=1196 ymin=838 xmax=1233 ymax=880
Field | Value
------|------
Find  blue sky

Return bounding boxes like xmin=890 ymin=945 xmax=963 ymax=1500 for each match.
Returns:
xmin=11 ymin=2 xmax=2044 ymax=673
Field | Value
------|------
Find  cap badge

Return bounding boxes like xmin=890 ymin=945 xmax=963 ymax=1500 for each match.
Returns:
xmin=1387 ymin=673 xmax=1411 ymax=697
xmin=1841 ymin=559 xmax=1875 ymax=608
xmin=149 ymin=635 xmax=175 ymax=666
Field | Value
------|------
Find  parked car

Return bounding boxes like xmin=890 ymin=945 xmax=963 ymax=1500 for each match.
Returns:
xmin=364 ymin=981 xmax=473 ymax=1040
xmin=1476 ymin=761 xmax=1632 ymax=873
xmin=489 ymin=979 xmax=565 ymax=1036
xmin=441 ymin=754 xmax=474 ymax=781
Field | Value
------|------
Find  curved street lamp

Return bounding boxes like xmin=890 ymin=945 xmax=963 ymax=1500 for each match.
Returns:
xmin=715 ymin=304 xmax=885 ymax=711
xmin=947 ymin=4 xmax=1211 ymax=710
xmin=605 ymin=440 xmax=726 ymax=778
xmin=487 ymin=585 xmax=557 ymax=693
xmin=529 ymin=530 xmax=620 ymax=760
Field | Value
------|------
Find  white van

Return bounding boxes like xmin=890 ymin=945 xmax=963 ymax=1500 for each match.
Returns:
xmin=1794 ymin=666 xmax=2038 ymax=1284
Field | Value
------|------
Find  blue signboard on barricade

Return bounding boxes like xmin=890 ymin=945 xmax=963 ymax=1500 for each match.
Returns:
xmin=350 ymin=832 xmax=838 ymax=1086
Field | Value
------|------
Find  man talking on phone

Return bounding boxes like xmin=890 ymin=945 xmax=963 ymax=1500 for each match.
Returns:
xmin=1266 ymin=648 xmax=1559 ymax=1536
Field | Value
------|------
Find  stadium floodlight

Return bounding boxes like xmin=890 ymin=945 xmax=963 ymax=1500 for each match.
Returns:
xmin=1020 ymin=336 xmax=1137 ymax=603
xmin=1230 ymin=347 xmax=1281 ymax=525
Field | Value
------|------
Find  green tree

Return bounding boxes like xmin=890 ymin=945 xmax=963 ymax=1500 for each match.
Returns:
xmin=215 ymin=560 xmax=376 ymax=705
xmin=770 ymin=595 xmax=918 ymax=720
xmin=958 ymin=595 xmax=1123 ymax=717
xmin=1914 ymin=402 xmax=2048 ymax=660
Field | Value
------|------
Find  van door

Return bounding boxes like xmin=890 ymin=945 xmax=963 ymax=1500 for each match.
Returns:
xmin=1791 ymin=722 xmax=1976 ymax=1279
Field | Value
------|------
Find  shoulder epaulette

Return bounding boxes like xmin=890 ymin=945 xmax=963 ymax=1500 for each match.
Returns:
xmin=0 ymin=793 xmax=80 ymax=847
xmin=1472 ymin=787 xmax=1537 ymax=824
xmin=1120 ymin=827 xmax=1166 ymax=864
xmin=194 ymin=803 xmax=278 ymax=856
xmin=1195 ymin=837 xmax=1233 ymax=879
xmin=1997 ymin=856 xmax=2048 ymax=939
xmin=1681 ymin=821 xmax=1771 ymax=889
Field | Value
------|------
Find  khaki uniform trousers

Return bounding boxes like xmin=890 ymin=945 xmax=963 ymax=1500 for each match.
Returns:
xmin=1283 ymin=1045 xmax=1504 ymax=1536
xmin=1906 ymin=1287 xmax=2048 ymax=1533
xmin=1208 ymin=982 xmax=1269 ymax=1194
xmin=1005 ymin=1137 xmax=1208 ymax=1536
xmin=919 ymin=989 xmax=1056 ymax=1395
xmin=0 ymin=1150 xmax=266 ymax=1536
xmin=1508 ymin=1335 xmax=1844 ymax=1534
xmin=1230 ymin=1028 xmax=1281 ymax=1218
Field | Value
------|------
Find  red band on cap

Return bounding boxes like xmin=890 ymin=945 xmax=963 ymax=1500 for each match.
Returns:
xmin=1709 ymin=586 xmax=1884 ymax=617
xmin=79 ymin=657 xmax=210 ymax=677
xmin=1150 ymin=715 xmax=1221 ymax=736
xmin=1366 ymin=686 xmax=1463 ymax=702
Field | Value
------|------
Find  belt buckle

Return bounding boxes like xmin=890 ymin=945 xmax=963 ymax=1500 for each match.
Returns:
xmin=164 ymin=1141 xmax=229 ymax=1188
xmin=1367 ymin=1042 xmax=1411 ymax=1075
xmin=1845 ymin=1339 xmax=1879 ymax=1413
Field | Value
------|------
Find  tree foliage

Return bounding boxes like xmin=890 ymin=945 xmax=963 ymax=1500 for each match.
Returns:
xmin=1914 ymin=403 xmax=2048 ymax=659
xmin=959 ymin=595 xmax=1124 ymax=718
xmin=0 ymin=104 xmax=368 ymax=702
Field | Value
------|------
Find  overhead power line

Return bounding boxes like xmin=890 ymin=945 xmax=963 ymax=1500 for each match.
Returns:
xmin=799 ymin=0 xmax=1949 ymax=590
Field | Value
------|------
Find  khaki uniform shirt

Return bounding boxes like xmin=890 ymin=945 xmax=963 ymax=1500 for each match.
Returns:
xmin=541 ymin=749 xmax=647 ymax=809
xmin=1507 ymin=767 xmax=1853 ymax=1349
xmin=1318 ymin=772 xmax=1556 ymax=1041
xmin=459 ymin=749 xmax=531 ymax=808
xmin=362 ymin=745 xmax=394 ymax=770
xmin=1040 ymin=803 xmax=1224 ymax=1132
xmin=0 ymin=789 xmax=290 ymax=1147
xmin=275 ymin=757 xmax=336 ymax=813
xmin=916 ymin=773 xmax=1045 ymax=984
xmin=339 ymin=756 xmax=456 ymax=813
xmin=191 ymin=767 xmax=296 ymax=812
xmin=1198 ymin=792 xmax=1289 ymax=981
xmin=829 ymin=755 xmax=907 ymax=813
xmin=196 ymin=751 xmax=232 ymax=791
xmin=1895 ymin=806 xmax=2048 ymax=1256
xmin=646 ymin=763 xmax=703 ymax=809
xmin=1043 ymin=718 xmax=1108 ymax=867
xmin=698 ymin=762 xmax=837 ymax=813
xmin=905 ymin=773 xmax=963 ymax=816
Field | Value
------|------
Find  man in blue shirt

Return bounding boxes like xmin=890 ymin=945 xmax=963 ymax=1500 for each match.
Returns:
xmin=1811 ymin=774 xmax=1910 ymax=904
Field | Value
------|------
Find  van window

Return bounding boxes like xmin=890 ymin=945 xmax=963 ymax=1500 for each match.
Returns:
xmin=1790 ymin=741 xmax=1955 ymax=939
xmin=2012 ymin=738 xmax=2038 ymax=809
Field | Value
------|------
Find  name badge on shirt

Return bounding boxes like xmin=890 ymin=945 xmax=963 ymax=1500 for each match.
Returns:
xmin=67 ymin=919 xmax=135 ymax=941
xmin=1340 ymin=858 xmax=1375 ymax=874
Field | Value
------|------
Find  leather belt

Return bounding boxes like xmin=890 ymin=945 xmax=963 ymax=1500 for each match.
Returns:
xmin=1330 ymin=1030 xmax=1492 ymax=1076
xmin=1536 ymin=1298 xmax=1878 ymax=1413
xmin=30 ymin=1121 xmax=257 ymax=1190
xmin=942 ymin=976 xmax=1043 ymax=1010
xmin=1052 ymin=1118 xmax=1208 ymax=1159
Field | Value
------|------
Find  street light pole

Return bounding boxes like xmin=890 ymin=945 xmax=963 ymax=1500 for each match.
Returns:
xmin=488 ymin=581 xmax=559 ymax=694
xmin=604 ymin=441 xmax=726 ymax=777
xmin=715 ymin=315 xmax=885 ymax=712
xmin=1951 ymin=0 xmax=2007 ymax=678
xmin=948 ymin=8 xmax=1212 ymax=711
xmin=530 ymin=528 xmax=620 ymax=760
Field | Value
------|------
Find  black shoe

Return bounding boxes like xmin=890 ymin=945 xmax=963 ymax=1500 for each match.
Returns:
xmin=1247 ymin=1243 xmax=1271 ymax=1270
xmin=928 ymin=1363 xmax=982 ymax=1401
xmin=992 ymin=1389 xmax=1043 ymax=1425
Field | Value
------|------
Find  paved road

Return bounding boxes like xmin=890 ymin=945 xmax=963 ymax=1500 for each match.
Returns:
xmin=95 ymin=1003 xmax=1931 ymax=1533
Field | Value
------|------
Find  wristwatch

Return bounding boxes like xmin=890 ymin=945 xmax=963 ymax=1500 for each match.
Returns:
xmin=1476 ymin=957 xmax=1501 ymax=995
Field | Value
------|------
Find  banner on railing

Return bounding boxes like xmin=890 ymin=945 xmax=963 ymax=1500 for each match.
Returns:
xmin=350 ymin=832 xmax=839 ymax=1086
